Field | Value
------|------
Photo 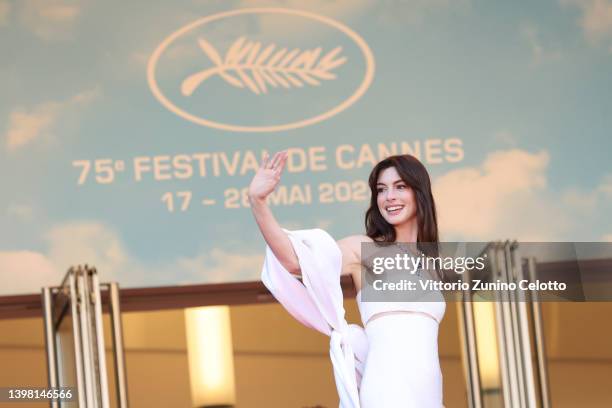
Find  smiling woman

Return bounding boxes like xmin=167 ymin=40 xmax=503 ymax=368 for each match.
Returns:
xmin=248 ymin=151 xmax=446 ymax=407
xmin=366 ymin=154 xmax=439 ymax=249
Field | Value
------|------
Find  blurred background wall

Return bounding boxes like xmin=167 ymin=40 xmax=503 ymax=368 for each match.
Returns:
xmin=1 ymin=300 xmax=611 ymax=408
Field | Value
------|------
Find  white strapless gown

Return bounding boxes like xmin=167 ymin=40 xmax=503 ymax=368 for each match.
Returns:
xmin=357 ymin=291 xmax=446 ymax=408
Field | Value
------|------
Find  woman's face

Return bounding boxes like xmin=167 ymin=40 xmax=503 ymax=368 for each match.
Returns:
xmin=376 ymin=166 xmax=417 ymax=226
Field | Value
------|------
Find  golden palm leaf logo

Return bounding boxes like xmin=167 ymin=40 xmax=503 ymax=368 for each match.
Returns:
xmin=181 ymin=37 xmax=347 ymax=96
xmin=148 ymin=8 xmax=375 ymax=132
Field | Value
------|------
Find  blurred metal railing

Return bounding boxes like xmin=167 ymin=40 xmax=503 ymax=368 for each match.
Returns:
xmin=459 ymin=241 xmax=551 ymax=408
xmin=42 ymin=266 xmax=128 ymax=408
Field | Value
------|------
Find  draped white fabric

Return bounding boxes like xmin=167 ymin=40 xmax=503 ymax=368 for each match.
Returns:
xmin=261 ymin=228 xmax=368 ymax=408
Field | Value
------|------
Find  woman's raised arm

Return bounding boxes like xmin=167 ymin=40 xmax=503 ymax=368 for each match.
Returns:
xmin=248 ymin=151 xmax=302 ymax=275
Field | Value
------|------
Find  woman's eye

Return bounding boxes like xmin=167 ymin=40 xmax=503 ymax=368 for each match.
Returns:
xmin=397 ymin=185 xmax=406 ymax=189
xmin=376 ymin=188 xmax=384 ymax=193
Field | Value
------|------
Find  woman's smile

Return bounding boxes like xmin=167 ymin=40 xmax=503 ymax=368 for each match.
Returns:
xmin=385 ymin=204 xmax=405 ymax=216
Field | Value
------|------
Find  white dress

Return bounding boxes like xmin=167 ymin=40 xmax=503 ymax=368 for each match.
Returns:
xmin=357 ymin=290 xmax=445 ymax=407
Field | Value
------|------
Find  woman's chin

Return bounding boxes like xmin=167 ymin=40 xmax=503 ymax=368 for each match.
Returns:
xmin=384 ymin=216 xmax=405 ymax=225
xmin=384 ymin=214 xmax=415 ymax=226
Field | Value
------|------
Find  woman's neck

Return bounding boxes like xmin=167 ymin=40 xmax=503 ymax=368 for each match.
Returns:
xmin=394 ymin=217 xmax=418 ymax=243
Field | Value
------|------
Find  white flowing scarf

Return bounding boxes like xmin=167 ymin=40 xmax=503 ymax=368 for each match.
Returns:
xmin=261 ymin=228 xmax=368 ymax=408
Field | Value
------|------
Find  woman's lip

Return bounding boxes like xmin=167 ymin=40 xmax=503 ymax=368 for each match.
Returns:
xmin=386 ymin=206 xmax=405 ymax=215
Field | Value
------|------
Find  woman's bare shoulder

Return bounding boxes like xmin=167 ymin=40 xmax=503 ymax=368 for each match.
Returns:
xmin=353 ymin=234 xmax=374 ymax=243
xmin=337 ymin=234 xmax=374 ymax=252
xmin=336 ymin=235 xmax=372 ymax=280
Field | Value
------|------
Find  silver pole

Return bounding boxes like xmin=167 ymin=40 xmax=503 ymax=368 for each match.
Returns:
xmin=528 ymin=257 xmax=551 ymax=408
xmin=68 ymin=269 xmax=87 ymax=407
xmin=511 ymin=245 xmax=538 ymax=407
xmin=460 ymin=269 xmax=482 ymax=408
xmin=498 ymin=243 xmax=521 ymax=407
xmin=490 ymin=246 xmax=512 ymax=408
xmin=109 ymin=283 xmax=129 ymax=408
xmin=77 ymin=267 xmax=97 ymax=408
xmin=91 ymin=270 xmax=111 ymax=408
xmin=42 ymin=288 xmax=60 ymax=408
xmin=504 ymin=242 xmax=527 ymax=408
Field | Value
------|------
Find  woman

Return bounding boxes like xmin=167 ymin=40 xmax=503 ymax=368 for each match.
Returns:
xmin=249 ymin=151 xmax=445 ymax=407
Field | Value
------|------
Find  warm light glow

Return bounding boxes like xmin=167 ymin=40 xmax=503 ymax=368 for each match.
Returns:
xmin=185 ymin=306 xmax=236 ymax=407
xmin=473 ymin=301 xmax=501 ymax=390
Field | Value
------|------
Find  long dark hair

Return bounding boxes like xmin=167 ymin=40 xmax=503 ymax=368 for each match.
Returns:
xmin=365 ymin=154 xmax=439 ymax=258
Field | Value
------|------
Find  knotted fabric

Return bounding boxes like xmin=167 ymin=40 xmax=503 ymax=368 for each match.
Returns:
xmin=261 ymin=228 xmax=368 ymax=408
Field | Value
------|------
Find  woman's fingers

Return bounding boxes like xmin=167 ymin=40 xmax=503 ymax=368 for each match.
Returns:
xmin=267 ymin=154 xmax=276 ymax=169
xmin=260 ymin=150 xmax=287 ymax=171
xmin=269 ymin=152 xmax=283 ymax=169
xmin=260 ymin=151 xmax=269 ymax=169
xmin=276 ymin=151 xmax=288 ymax=172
